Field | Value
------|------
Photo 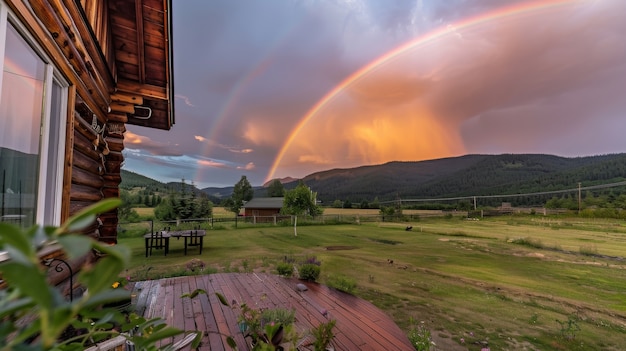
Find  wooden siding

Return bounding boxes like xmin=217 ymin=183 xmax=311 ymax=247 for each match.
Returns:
xmin=4 ymin=0 xmax=172 ymax=276
xmin=131 ymin=273 xmax=414 ymax=350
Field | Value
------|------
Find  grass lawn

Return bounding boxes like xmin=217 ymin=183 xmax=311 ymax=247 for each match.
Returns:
xmin=119 ymin=215 xmax=626 ymax=350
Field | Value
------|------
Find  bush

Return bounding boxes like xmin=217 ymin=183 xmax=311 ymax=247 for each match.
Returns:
xmin=276 ymin=262 xmax=293 ymax=276
xmin=262 ymin=307 xmax=296 ymax=326
xmin=299 ymin=264 xmax=321 ymax=281
xmin=407 ymin=319 xmax=433 ymax=351
xmin=326 ymin=274 xmax=357 ymax=294
xmin=0 ymin=199 xmax=199 ymax=350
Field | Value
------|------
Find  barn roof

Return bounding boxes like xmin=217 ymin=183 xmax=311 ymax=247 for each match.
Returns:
xmin=243 ymin=197 xmax=284 ymax=209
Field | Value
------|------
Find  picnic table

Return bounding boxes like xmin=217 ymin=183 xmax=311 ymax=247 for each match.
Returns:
xmin=144 ymin=230 xmax=206 ymax=257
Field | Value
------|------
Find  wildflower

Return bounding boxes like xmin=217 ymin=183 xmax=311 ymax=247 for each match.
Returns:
xmin=112 ymin=281 xmax=120 ymax=289
xmin=460 ymin=338 xmax=465 ymax=344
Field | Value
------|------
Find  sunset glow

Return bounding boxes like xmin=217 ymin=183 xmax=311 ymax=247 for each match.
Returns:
xmin=121 ymin=0 xmax=626 ymax=187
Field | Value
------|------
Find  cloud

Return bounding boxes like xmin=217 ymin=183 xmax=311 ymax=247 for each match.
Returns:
xmin=237 ymin=162 xmax=255 ymax=170
xmin=198 ymin=159 xmax=229 ymax=168
xmin=124 ymin=131 xmax=183 ymax=156
xmin=175 ymin=94 xmax=195 ymax=107
xmin=127 ymin=0 xmax=626 ymax=187
xmin=269 ymin=0 xmax=626 ymax=179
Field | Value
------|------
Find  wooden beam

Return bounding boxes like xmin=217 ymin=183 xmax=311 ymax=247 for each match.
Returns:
xmin=7 ymin=0 xmax=108 ymax=122
xmin=111 ymin=93 xmax=143 ymax=105
xmin=26 ymin=0 xmax=110 ymax=120
xmin=116 ymin=79 xmax=167 ymax=100
xmin=135 ymin=0 xmax=146 ymax=83
xmin=110 ymin=102 xmax=137 ymax=114
xmin=60 ymin=0 xmax=115 ymax=90
xmin=107 ymin=113 xmax=128 ymax=124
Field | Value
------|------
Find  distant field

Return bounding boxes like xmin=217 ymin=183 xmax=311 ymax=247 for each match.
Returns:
xmin=134 ymin=206 xmax=442 ymax=217
xmin=119 ymin=215 xmax=626 ymax=350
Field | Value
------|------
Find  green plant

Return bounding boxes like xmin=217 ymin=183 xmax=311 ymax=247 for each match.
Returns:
xmin=556 ymin=314 xmax=581 ymax=340
xmin=407 ymin=318 xmax=433 ymax=351
xmin=262 ymin=307 xmax=295 ymax=326
xmin=0 ymin=198 xmax=199 ymax=350
xmin=276 ymin=262 xmax=293 ymax=276
xmin=211 ymin=292 xmax=297 ymax=350
xmin=299 ymin=264 xmax=321 ymax=281
xmin=311 ymin=319 xmax=336 ymax=351
xmin=325 ymin=274 xmax=356 ymax=294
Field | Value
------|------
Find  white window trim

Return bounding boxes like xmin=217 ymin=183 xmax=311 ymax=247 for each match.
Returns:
xmin=1 ymin=2 xmax=69 ymax=227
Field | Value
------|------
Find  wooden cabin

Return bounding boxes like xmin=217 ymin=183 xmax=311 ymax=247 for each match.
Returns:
xmin=243 ymin=197 xmax=284 ymax=217
xmin=0 ymin=0 xmax=174 ymax=288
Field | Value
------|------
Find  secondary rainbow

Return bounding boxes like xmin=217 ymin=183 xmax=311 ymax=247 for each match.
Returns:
xmin=266 ymin=0 xmax=585 ymax=182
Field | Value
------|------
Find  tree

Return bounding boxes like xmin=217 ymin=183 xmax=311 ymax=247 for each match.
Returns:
xmin=228 ymin=176 xmax=254 ymax=214
xmin=281 ymin=181 xmax=322 ymax=236
xmin=118 ymin=189 xmax=140 ymax=222
xmin=154 ymin=179 xmax=213 ymax=220
xmin=267 ymin=179 xmax=285 ymax=197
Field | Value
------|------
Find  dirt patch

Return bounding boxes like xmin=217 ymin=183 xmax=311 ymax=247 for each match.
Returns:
xmin=326 ymin=245 xmax=358 ymax=250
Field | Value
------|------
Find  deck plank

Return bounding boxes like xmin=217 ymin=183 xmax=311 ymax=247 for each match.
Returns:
xmin=130 ymin=273 xmax=413 ymax=350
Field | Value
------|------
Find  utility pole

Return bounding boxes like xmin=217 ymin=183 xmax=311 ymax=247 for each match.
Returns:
xmin=473 ymin=196 xmax=477 ymax=210
xmin=578 ymin=182 xmax=582 ymax=214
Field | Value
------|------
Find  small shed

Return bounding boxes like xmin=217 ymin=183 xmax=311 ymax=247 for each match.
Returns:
xmin=243 ymin=197 xmax=284 ymax=217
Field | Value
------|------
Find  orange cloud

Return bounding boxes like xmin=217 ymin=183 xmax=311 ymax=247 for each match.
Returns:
xmin=237 ymin=162 xmax=255 ymax=170
xmin=198 ymin=159 xmax=228 ymax=168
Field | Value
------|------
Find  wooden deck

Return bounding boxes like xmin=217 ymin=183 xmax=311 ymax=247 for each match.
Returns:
xmin=130 ymin=273 xmax=413 ymax=350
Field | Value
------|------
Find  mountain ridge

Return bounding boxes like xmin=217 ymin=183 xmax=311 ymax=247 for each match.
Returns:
xmin=122 ymin=153 xmax=626 ymax=204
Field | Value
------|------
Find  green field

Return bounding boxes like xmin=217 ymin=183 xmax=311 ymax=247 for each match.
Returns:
xmin=119 ymin=215 xmax=626 ymax=350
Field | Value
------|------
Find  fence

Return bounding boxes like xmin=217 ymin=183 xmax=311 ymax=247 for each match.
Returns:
xmin=118 ymin=211 xmax=474 ymax=237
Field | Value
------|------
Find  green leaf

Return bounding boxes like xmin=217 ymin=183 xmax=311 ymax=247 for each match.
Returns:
xmin=81 ymin=288 xmax=131 ymax=309
xmin=140 ymin=326 xmax=184 ymax=345
xmin=226 ymin=336 xmax=239 ymax=350
xmin=92 ymin=241 xmax=131 ymax=264
xmin=181 ymin=289 xmax=206 ymax=299
xmin=57 ymin=235 xmax=94 ymax=260
xmin=56 ymin=198 xmax=121 ymax=234
xmin=78 ymin=255 xmax=126 ymax=294
xmin=0 ymin=223 xmax=35 ymax=258
xmin=216 ymin=292 xmax=230 ymax=307
xmin=0 ymin=296 xmax=34 ymax=318
xmin=0 ymin=262 xmax=52 ymax=308
xmin=190 ymin=332 xmax=203 ymax=348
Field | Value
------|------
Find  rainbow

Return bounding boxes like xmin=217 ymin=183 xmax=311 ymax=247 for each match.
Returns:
xmin=265 ymin=0 xmax=586 ymax=182
xmin=193 ymin=23 xmax=298 ymax=184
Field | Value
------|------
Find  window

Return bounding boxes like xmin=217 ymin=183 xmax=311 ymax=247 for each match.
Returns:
xmin=0 ymin=5 xmax=67 ymax=227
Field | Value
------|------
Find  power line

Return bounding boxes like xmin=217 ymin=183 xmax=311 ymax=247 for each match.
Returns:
xmin=379 ymin=180 xmax=626 ymax=204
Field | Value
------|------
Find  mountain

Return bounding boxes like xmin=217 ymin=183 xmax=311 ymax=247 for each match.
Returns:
xmin=283 ymin=153 xmax=626 ymax=203
xmin=122 ymin=153 xmax=626 ymax=206
xmin=120 ymin=170 xmax=167 ymax=190
xmin=263 ymin=177 xmax=297 ymax=187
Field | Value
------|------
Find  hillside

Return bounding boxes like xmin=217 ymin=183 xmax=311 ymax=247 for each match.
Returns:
xmin=287 ymin=153 xmax=626 ymax=203
xmin=122 ymin=153 xmax=626 ymax=205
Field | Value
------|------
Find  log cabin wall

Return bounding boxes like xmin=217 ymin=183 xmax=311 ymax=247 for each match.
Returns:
xmin=5 ymin=0 xmax=172 ymax=246
xmin=2 ymin=0 xmax=172 ymax=302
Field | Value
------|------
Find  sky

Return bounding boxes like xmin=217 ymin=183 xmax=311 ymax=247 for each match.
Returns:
xmin=122 ymin=0 xmax=626 ymax=188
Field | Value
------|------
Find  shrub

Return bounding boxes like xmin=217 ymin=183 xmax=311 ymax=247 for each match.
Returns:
xmin=0 ymin=199 xmax=199 ymax=350
xmin=299 ymin=264 xmax=321 ymax=281
xmin=276 ymin=262 xmax=294 ymax=276
xmin=262 ymin=307 xmax=296 ymax=326
xmin=326 ymin=274 xmax=357 ymax=294
xmin=407 ymin=319 xmax=434 ymax=351
xmin=311 ymin=319 xmax=336 ymax=351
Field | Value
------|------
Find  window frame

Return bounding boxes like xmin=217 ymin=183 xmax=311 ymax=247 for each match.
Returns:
xmin=0 ymin=1 xmax=69 ymax=227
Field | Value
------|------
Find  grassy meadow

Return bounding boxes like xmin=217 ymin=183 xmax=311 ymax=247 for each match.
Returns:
xmin=118 ymin=212 xmax=626 ymax=350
